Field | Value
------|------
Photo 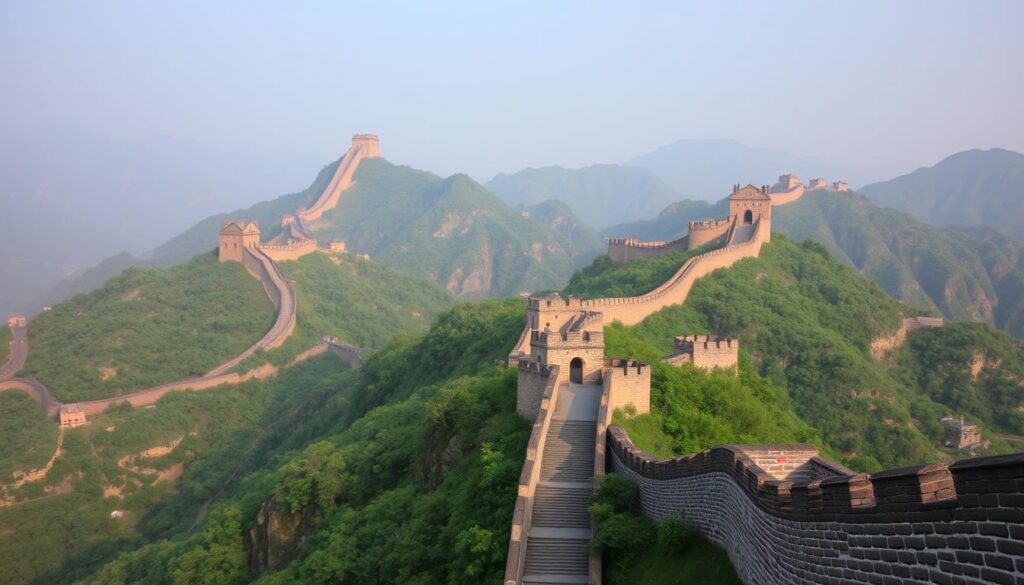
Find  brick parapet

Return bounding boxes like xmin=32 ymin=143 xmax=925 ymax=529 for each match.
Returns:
xmin=505 ymin=366 xmax=561 ymax=585
xmin=607 ymin=426 xmax=1024 ymax=584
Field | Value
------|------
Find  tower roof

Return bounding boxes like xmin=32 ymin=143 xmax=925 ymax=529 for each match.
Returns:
xmin=220 ymin=221 xmax=261 ymax=236
xmin=730 ymin=184 xmax=771 ymax=201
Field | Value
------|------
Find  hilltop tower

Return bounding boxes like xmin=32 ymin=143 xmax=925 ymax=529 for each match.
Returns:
xmin=728 ymin=184 xmax=772 ymax=227
xmin=219 ymin=221 xmax=261 ymax=263
xmin=351 ymin=133 xmax=381 ymax=157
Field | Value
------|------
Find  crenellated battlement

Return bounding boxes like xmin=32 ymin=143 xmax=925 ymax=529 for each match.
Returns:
xmin=666 ymin=335 xmax=739 ymax=373
xmin=607 ymin=425 xmax=1024 ymax=585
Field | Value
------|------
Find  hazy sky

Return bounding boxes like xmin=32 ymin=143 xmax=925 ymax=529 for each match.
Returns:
xmin=3 ymin=1 xmax=1022 ymax=181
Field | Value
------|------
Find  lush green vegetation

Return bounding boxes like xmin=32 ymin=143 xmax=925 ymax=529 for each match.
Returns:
xmin=590 ymin=474 xmax=741 ymax=585
xmin=894 ymin=322 xmax=1024 ymax=437
xmin=563 ymin=243 xmax=720 ymax=299
xmin=0 ymin=393 xmax=59 ymax=481
xmin=309 ymin=158 xmax=580 ymax=298
xmin=11 ymin=300 xmax=528 ymax=585
xmin=775 ymin=189 xmax=1024 ymax=338
xmin=20 ymin=252 xmax=274 ymax=402
xmin=0 ymin=352 xmax=354 ymax=585
xmin=244 ymin=252 xmax=454 ymax=368
xmin=571 ymin=234 xmax=1024 ymax=469
xmin=0 ymin=324 xmax=10 ymax=366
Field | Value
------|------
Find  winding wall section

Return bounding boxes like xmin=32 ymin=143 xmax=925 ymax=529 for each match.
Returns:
xmin=608 ymin=425 xmax=1024 ymax=585
xmin=0 ymin=247 xmax=360 ymax=418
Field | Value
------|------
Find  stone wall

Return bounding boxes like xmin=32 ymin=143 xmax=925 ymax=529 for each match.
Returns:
xmin=769 ymin=183 xmax=806 ymax=206
xmin=603 ymin=359 xmax=651 ymax=415
xmin=579 ymin=217 xmax=769 ymax=326
xmin=870 ymin=317 xmax=945 ymax=360
xmin=505 ymin=364 xmax=561 ymax=583
xmin=300 ymin=135 xmax=379 ymax=223
xmin=608 ymin=426 xmax=1024 ymax=585
xmin=687 ymin=217 xmax=732 ymax=249
xmin=608 ymin=236 xmax=689 ymax=263
xmin=668 ymin=335 xmax=739 ymax=372
xmin=259 ymin=238 xmax=320 ymax=262
xmin=517 ymin=361 xmax=555 ymax=420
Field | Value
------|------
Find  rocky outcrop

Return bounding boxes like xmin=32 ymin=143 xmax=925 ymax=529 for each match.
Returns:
xmin=248 ymin=495 xmax=319 ymax=575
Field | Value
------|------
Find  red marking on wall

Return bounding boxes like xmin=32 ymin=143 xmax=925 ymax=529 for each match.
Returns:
xmin=776 ymin=455 xmax=788 ymax=464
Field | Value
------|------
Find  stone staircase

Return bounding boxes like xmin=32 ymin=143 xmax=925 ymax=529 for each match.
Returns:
xmin=523 ymin=384 xmax=600 ymax=585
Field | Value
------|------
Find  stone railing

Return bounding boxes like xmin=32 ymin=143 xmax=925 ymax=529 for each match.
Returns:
xmin=504 ymin=364 xmax=561 ymax=585
xmin=607 ymin=425 xmax=1024 ymax=585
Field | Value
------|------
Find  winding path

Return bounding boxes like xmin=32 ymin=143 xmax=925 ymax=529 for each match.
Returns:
xmin=0 ymin=248 xmax=362 ymax=419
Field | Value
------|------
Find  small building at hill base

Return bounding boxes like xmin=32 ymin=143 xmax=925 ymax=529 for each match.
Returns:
xmin=59 ymin=404 xmax=87 ymax=427
xmin=7 ymin=314 xmax=27 ymax=328
xmin=941 ymin=416 xmax=982 ymax=449
xmin=665 ymin=335 xmax=739 ymax=373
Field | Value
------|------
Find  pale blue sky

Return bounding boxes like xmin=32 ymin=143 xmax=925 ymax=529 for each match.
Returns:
xmin=2 ymin=1 xmax=1022 ymax=180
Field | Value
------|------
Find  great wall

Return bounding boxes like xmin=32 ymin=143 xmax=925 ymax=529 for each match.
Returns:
xmin=3 ymin=138 xmax=1022 ymax=583
xmin=0 ymin=135 xmax=379 ymax=425
xmin=503 ymin=174 xmax=1024 ymax=585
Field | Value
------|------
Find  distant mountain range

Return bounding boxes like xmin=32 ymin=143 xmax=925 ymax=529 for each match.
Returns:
xmin=486 ymin=164 xmax=679 ymax=228
xmin=860 ymin=148 xmax=1024 ymax=236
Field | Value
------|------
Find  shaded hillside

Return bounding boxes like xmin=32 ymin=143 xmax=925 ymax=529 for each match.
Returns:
xmin=860 ymin=148 xmax=1024 ymax=235
xmin=571 ymin=235 xmax=1022 ymax=470
xmin=486 ymin=164 xmax=679 ymax=228
xmin=519 ymin=199 xmax=605 ymax=265
xmin=627 ymin=138 xmax=861 ymax=199
xmin=306 ymin=158 xmax=577 ymax=298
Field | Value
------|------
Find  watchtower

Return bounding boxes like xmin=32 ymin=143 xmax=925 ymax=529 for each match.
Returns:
xmin=219 ymin=221 xmax=261 ymax=263
xmin=728 ymin=184 xmax=772 ymax=226
xmin=351 ymin=134 xmax=381 ymax=157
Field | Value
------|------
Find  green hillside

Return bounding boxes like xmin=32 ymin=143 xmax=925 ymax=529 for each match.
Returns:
xmin=258 ymin=252 xmax=454 ymax=365
xmin=20 ymin=250 xmax=454 ymax=403
xmin=486 ymin=164 xmax=680 ymax=228
xmin=860 ymin=148 xmax=1024 ymax=236
xmin=568 ymin=235 xmax=1023 ymax=469
xmin=6 ymin=237 xmax=1021 ymax=585
xmin=307 ymin=158 xmax=578 ymax=298
xmin=606 ymin=189 xmax=1024 ymax=338
xmin=774 ymin=190 xmax=1024 ymax=337
xmin=19 ymin=252 xmax=275 ymax=402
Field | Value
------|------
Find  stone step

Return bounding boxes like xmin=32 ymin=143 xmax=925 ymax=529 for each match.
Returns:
xmin=523 ymin=537 xmax=589 ymax=577
xmin=540 ymin=420 xmax=596 ymax=482
xmin=532 ymin=485 xmax=591 ymax=528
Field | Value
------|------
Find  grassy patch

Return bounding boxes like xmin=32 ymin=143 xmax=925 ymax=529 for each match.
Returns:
xmin=20 ymin=252 xmax=274 ymax=402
